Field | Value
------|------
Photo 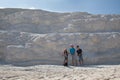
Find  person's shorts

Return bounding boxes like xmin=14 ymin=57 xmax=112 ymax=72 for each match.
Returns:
xmin=79 ymin=56 xmax=83 ymax=61
xmin=65 ymin=56 xmax=68 ymax=60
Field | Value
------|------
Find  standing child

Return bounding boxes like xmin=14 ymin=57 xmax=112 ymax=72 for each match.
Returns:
xmin=69 ymin=44 xmax=77 ymax=66
xmin=63 ymin=48 xmax=69 ymax=66
xmin=76 ymin=45 xmax=83 ymax=65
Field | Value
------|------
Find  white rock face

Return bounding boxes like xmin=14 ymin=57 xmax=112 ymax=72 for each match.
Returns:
xmin=0 ymin=31 xmax=120 ymax=65
xmin=0 ymin=8 xmax=120 ymax=65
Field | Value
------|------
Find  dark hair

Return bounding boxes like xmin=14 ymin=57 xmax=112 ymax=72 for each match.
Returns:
xmin=76 ymin=45 xmax=79 ymax=48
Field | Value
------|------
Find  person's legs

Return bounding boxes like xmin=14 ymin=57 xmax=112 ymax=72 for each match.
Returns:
xmin=75 ymin=55 xmax=77 ymax=66
xmin=79 ymin=56 xmax=83 ymax=65
xmin=72 ymin=55 xmax=75 ymax=66
xmin=81 ymin=56 xmax=83 ymax=65
xmin=64 ymin=60 xmax=67 ymax=66
xmin=65 ymin=57 xmax=68 ymax=66
xmin=79 ymin=56 xmax=81 ymax=65
xmin=64 ymin=57 xmax=68 ymax=66
xmin=63 ymin=57 xmax=65 ymax=65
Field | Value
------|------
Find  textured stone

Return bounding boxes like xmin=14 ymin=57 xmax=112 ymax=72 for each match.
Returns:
xmin=0 ymin=8 xmax=120 ymax=65
xmin=0 ymin=31 xmax=119 ymax=65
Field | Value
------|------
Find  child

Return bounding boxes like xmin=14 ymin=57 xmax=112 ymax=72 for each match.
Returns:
xmin=63 ymin=48 xmax=69 ymax=66
xmin=69 ymin=44 xmax=77 ymax=66
xmin=76 ymin=45 xmax=83 ymax=65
